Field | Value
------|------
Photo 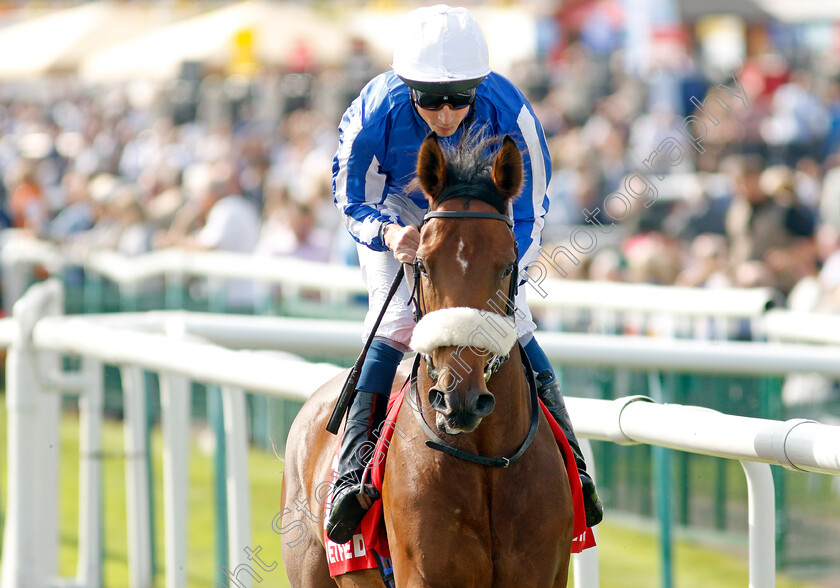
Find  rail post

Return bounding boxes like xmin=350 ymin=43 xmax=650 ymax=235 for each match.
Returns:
xmin=160 ymin=372 xmax=190 ymax=588
xmin=0 ymin=280 xmax=63 ymax=587
xmin=77 ymin=356 xmax=104 ymax=586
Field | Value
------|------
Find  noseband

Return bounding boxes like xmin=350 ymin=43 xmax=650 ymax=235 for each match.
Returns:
xmin=408 ymin=347 xmax=539 ymax=468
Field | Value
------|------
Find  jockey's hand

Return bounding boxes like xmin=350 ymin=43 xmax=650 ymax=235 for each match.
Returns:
xmin=384 ymin=223 xmax=420 ymax=263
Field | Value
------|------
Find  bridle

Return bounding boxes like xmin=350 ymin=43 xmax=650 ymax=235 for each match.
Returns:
xmin=407 ymin=203 xmax=540 ymax=468
xmin=410 ymin=207 xmax=519 ymax=382
xmin=412 ymin=209 xmax=518 ymax=318
xmin=408 ymin=346 xmax=539 ymax=468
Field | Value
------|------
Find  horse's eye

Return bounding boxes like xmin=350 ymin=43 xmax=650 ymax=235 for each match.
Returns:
xmin=501 ymin=263 xmax=515 ymax=279
xmin=416 ymin=259 xmax=427 ymax=275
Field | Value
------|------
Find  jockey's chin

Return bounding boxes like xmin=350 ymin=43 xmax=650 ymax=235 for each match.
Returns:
xmin=416 ymin=104 xmax=470 ymax=137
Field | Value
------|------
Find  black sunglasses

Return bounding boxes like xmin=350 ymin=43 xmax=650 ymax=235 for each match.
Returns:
xmin=411 ymin=88 xmax=476 ymax=111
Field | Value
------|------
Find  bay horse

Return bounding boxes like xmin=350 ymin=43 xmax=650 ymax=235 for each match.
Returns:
xmin=281 ymin=132 xmax=574 ymax=587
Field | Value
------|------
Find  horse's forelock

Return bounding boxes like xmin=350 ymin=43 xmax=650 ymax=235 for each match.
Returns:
xmin=410 ymin=127 xmax=515 ymax=214
xmin=444 ymin=129 xmax=498 ymax=183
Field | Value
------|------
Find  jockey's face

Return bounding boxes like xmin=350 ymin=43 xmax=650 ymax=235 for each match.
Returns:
xmin=415 ymin=103 xmax=470 ymax=137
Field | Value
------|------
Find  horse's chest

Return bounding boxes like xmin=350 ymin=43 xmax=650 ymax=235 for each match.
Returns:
xmin=489 ymin=469 xmax=569 ymax=535
xmin=385 ymin=438 xmax=573 ymax=586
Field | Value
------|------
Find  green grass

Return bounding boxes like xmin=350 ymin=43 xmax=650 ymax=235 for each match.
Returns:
xmin=54 ymin=408 xmax=290 ymax=587
xmin=586 ymin=519 xmax=816 ymax=588
xmin=0 ymin=396 xmax=289 ymax=587
xmin=0 ymin=398 xmax=825 ymax=587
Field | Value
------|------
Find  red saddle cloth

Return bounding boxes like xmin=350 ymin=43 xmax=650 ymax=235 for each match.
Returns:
xmin=324 ymin=384 xmax=597 ymax=577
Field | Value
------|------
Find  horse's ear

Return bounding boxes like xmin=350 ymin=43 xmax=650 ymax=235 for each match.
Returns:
xmin=492 ymin=135 xmax=523 ymax=201
xmin=417 ymin=133 xmax=448 ymax=201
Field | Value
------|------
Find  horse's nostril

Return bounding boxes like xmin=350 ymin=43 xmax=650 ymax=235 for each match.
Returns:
xmin=428 ymin=387 xmax=447 ymax=412
xmin=474 ymin=392 xmax=495 ymax=417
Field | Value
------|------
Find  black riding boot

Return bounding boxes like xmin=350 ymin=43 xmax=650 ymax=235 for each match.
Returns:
xmin=537 ymin=370 xmax=604 ymax=527
xmin=326 ymin=390 xmax=389 ymax=544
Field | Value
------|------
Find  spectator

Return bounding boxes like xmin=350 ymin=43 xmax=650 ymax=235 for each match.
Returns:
xmin=819 ymin=153 xmax=840 ymax=234
xmin=180 ymin=163 xmax=260 ymax=255
xmin=676 ymin=233 xmax=729 ymax=288
xmin=761 ymin=71 xmax=830 ymax=166
xmin=6 ymin=160 xmax=47 ymax=235
xmin=725 ymin=156 xmax=813 ymax=276
xmin=256 ymin=196 xmax=331 ymax=263
xmin=47 ymin=170 xmax=95 ymax=242
xmin=157 ymin=161 xmax=261 ymax=310
xmin=110 ymin=185 xmax=155 ymax=257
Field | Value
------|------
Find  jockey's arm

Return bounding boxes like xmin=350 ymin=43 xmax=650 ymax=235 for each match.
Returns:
xmin=333 ymin=98 xmax=395 ymax=253
xmin=509 ymin=106 xmax=552 ymax=271
xmin=383 ymin=223 xmax=420 ymax=263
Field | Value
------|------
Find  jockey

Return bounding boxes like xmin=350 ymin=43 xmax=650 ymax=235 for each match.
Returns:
xmin=328 ymin=4 xmax=603 ymax=544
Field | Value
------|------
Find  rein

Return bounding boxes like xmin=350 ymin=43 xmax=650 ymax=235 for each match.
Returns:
xmin=408 ymin=345 xmax=540 ymax=468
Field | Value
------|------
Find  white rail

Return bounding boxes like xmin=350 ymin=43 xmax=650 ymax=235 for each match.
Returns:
xmin=528 ymin=278 xmax=776 ymax=317
xmin=2 ymin=280 xmax=64 ymax=588
xmin=35 ymin=310 xmax=840 ymax=377
xmin=762 ymin=309 xmax=840 ymax=345
xmin=3 ymin=281 xmax=839 ymax=587
xmin=567 ymin=396 xmax=840 ymax=476
xmin=0 ymin=234 xmax=776 ymax=320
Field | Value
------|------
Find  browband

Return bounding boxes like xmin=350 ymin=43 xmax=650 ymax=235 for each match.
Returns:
xmin=423 ymin=210 xmax=513 ymax=228
xmin=433 ymin=182 xmax=507 ymax=213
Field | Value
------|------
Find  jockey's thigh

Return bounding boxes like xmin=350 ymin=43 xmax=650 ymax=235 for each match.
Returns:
xmin=357 ymin=244 xmax=415 ymax=348
xmin=513 ymin=282 xmax=538 ymax=339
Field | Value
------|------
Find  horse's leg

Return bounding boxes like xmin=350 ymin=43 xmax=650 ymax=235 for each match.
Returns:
xmin=553 ymin=553 xmax=571 ymax=588
xmin=283 ymin=529 xmax=337 ymax=588
xmin=335 ymin=569 xmax=386 ymax=587
xmin=281 ymin=373 xmax=350 ymax=588
xmin=281 ymin=461 xmax=336 ymax=587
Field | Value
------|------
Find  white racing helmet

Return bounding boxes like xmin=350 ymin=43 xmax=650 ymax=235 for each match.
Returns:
xmin=392 ymin=4 xmax=490 ymax=94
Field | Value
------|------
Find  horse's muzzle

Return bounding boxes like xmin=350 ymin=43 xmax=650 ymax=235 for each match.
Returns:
xmin=429 ymin=385 xmax=495 ymax=434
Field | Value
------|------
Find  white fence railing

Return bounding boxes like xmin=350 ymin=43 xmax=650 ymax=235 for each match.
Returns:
xmin=762 ymin=309 xmax=840 ymax=345
xmin=2 ymin=280 xmax=840 ymax=587
xmin=0 ymin=234 xmax=777 ymax=332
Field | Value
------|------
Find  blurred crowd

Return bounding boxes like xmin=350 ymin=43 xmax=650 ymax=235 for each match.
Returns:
xmin=2 ymin=32 xmax=840 ymax=314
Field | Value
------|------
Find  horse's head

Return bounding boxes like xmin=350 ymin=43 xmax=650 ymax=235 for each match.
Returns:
xmin=410 ymin=131 xmax=523 ymax=435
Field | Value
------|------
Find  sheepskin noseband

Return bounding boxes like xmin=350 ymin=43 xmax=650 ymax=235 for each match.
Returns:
xmin=410 ymin=307 xmax=518 ymax=356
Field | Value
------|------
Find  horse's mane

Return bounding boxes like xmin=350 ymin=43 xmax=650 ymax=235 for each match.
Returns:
xmin=410 ymin=126 xmax=517 ymax=214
